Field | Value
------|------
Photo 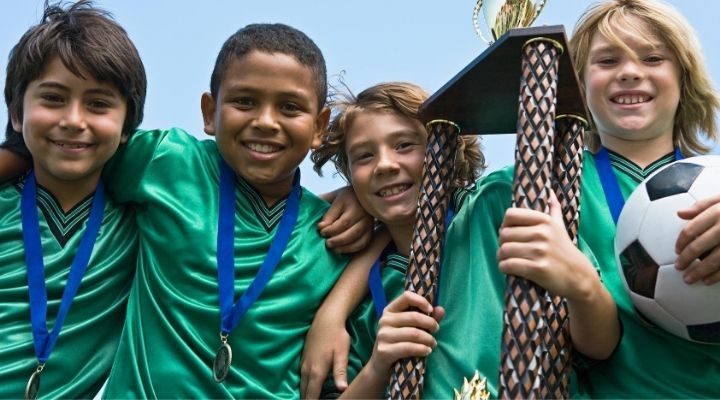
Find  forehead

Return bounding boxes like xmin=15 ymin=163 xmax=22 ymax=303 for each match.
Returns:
xmin=589 ymin=15 xmax=667 ymax=53
xmin=220 ymin=51 xmax=317 ymax=101
xmin=346 ymin=111 xmax=425 ymax=145
xmin=32 ymin=56 xmax=121 ymax=94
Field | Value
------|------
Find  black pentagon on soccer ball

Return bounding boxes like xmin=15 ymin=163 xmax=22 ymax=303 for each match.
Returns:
xmin=687 ymin=320 xmax=720 ymax=344
xmin=646 ymin=162 xmax=704 ymax=201
xmin=619 ymin=240 xmax=659 ymax=298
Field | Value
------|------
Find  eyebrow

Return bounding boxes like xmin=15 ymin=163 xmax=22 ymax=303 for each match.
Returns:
xmin=223 ymin=84 xmax=312 ymax=102
xmin=346 ymin=128 xmax=422 ymax=153
xmin=36 ymin=81 xmax=120 ymax=98
xmin=590 ymin=42 xmax=668 ymax=54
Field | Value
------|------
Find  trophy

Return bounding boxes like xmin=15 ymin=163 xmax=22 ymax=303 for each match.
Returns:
xmin=386 ymin=1 xmax=589 ymax=399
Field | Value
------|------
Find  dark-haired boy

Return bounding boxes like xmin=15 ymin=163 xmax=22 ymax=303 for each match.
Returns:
xmin=0 ymin=1 xmax=146 ymax=398
xmin=99 ymin=24 xmax=352 ymax=398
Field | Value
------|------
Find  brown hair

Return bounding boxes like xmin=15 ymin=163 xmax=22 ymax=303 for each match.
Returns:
xmin=5 ymin=0 xmax=147 ymax=138
xmin=312 ymin=81 xmax=485 ymax=189
xmin=570 ymin=0 xmax=719 ymax=155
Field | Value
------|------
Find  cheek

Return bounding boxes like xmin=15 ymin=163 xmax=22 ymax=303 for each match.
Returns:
xmin=408 ymin=152 xmax=427 ymax=183
xmin=349 ymin=168 xmax=375 ymax=207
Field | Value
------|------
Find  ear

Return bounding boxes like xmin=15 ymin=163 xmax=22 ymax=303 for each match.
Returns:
xmin=10 ymin=112 xmax=22 ymax=133
xmin=200 ymin=92 xmax=217 ymax=136
xmin=311 ymin=107 xmax=331 ymax=149
xmin=119 ymin=132 xmax=129 ymax=144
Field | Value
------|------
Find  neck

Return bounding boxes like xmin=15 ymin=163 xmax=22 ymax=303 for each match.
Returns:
xmin=256 ymin=182 xmax=292 ymax=208
xmin=599 ymin=134 xmax=674 ymax=168
xmin=387 ymin=223 xmax=414 ymax=257
xmin=34 ymin=171 xmax=100 ymax=213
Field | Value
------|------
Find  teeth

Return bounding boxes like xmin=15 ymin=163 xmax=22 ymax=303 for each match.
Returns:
xmin=613 ymin=95 xmax=650 ymax=104
xmin=379 ymin=184 xmax=410 ymax=197
xmin=247 ymin=143 xmax=280 ymax=153
xmin=54 ymin=141 xmax=89 ymax=149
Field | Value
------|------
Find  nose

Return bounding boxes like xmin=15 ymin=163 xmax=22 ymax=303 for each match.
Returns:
xmin=374 ymin=148 xmax=400 ymax=176
xmin=59 ymin=101 xmax=87 ymax=132
xmin=252 ymin=105 xmax=280 ymax=133
xmin=618 ymin=58 xmax=644 ymax=82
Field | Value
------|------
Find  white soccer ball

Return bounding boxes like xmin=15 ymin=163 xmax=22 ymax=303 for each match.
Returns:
xmin=614 ymin=155 xmax=720 ymax=344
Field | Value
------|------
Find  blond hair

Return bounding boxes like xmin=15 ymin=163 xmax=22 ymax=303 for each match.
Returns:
xmin=570 ymin=0 xmax=719 ymax=155
xmin=312 ymin=82 xmax=485 ymax=189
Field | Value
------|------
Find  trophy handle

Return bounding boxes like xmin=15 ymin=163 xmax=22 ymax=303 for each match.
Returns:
xmin=473 ymin=0 xmax=550 ymax=44
xmin=534 ymin=0 xmax=548 ymax=23
xmin=472 ymin=0 xmax=496 ymax=44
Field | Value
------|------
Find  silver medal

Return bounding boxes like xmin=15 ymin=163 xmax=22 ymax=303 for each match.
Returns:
xmin=213 ymin=334 xmax=232 ymax=383
xmin=25 ymin=363 xmax=44 ymax=400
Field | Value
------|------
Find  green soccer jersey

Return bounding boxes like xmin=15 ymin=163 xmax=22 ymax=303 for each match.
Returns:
xmin=330 ymin=168 xmax=602 ymax=399
xmin=325 ymin=182 xmax=511 ymax=398
xmin=101 ymin=128 xmax=348 ymax=399
xmin=575 ymin=149 xmax=720 ymax=398
xmin=0 ymin=178 xmax=137 ymax=399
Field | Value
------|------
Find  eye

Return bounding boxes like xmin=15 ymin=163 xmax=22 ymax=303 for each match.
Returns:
xmin=88 ymin=99 xmax=112 ymax=111
xmin=350 ymin=151 xmax=373 ymax=165
xmin=233 ymin=97 xmax=255 ymax=109
xmin=596 ymin=57 xmax=618 ymax=66
xmin=281 ymin=102 xmax=302 ymax=114
xmin=643 ymin=55 xmax=665 ymax=64
xmin=396 ymin=141 xmax=416 ymax=151
xmin=40 ymin=93 xmax=64 ymax=104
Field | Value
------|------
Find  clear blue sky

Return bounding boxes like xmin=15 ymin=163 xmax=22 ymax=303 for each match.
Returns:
xmin=2 ymin=1 xmax=718 ymax=193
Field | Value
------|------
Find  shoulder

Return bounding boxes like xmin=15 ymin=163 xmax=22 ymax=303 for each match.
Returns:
xmin=298 ymin=186 xmax=331 ymax=222
xmin=456 ymin=165 xmax=514 ymax=212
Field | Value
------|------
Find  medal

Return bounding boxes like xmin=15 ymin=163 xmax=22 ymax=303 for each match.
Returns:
xmin=213 ymin=161 xmax=301 ymax=383
xmin=24 ymin=363 xmax=44 ymax=400
xmin=212 ymin=333 xmax=232 ymax=382
xmin=21 ymin=171 xmax=105 ymax=399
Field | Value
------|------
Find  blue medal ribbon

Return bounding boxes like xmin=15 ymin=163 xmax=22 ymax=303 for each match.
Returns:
xmin=216 ymin=161 xmax=301 ymax=334
xmin=369 ymin=202 xmax=455 ymax=318
xmin=596 ymin=146 xmax=683 ymax=225
xmin=21 ymin=171 xmax=105 ymax=363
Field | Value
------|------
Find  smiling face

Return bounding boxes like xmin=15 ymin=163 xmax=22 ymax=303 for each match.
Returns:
xmin=584 ymin=17 xmax=681 ymax=152
xmin=345 ymin=111 xmax=426 ymax=230
xmin=202 ymin=50 xmax=329 ymax=205
xmin=12 ymin=56 xmax=127 ymax=197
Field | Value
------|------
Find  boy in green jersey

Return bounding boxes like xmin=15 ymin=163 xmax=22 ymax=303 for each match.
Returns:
xmin=300 ymin=82 xmax=620 ymax=398
xmin=563 ymin=0 xmax=720 ymax=397
xmin=0 ymin=1 xmax=146 ymax=398
xmin=91 ymin=23 xmax=363 ymax=398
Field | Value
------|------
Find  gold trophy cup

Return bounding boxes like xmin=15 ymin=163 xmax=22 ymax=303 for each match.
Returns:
xmin=473 ymin=0 xmax=547 ymax=43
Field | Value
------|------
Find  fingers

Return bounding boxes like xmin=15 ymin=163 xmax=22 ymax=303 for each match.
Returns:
xmin=431 ymin=306 xmax=446 ymax=323
xmin=375 ymin=326 xmax=437 ymax=354
xmin=324 ymin=219 xmax=373 ymax=254
xmin=317 ymin=201 xmax=343 ymax=233
xmin=681 ymin=247 xmax=720 ymax=284
xmin=677 ymin=194 xmax=720 ymax=220
xmin=385 ymin=291 xmax=434 ymax=315
xmin=301 ymin=360 xmax=327 ymax=399
xmin=332 ymin=350 xmax=349 ymax=392
xmin=501 ymin=207 xmax=551 ymax=229
xmin=676 ymin=208 xmax=720 ymax=267
xmin=548 ymin=191 xmax=565 ymax=224
xmin=497 ymin=257 xmax=533 ymax=279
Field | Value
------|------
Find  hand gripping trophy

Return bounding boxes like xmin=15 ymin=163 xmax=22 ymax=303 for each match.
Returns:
xmin=386 ymin=1 xmax=589 ymax=399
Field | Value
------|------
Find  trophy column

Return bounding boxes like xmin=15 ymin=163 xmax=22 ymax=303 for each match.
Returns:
xmin=498 ymin=37 xmax=588 ymax=399
xmin=544 ymin=115 xmax=586 ymax=399
xmin=411 ymin=23 xmax=588 ymax=400
xmin=387 ymin=120 xmax=460 ymax=400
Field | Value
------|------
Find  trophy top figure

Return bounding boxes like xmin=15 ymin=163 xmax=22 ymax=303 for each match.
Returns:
xmin=473 ymin=0 xmax=548 ymax=44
